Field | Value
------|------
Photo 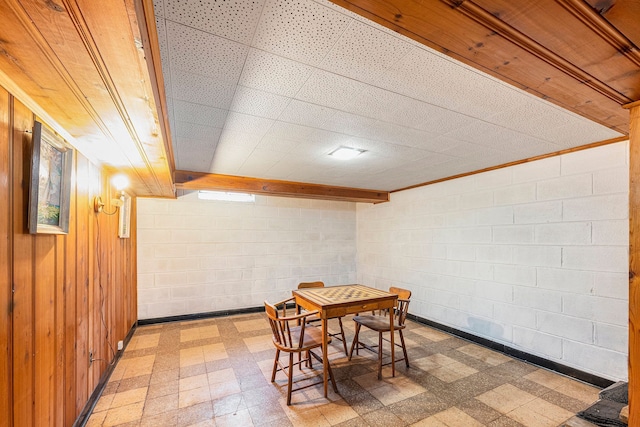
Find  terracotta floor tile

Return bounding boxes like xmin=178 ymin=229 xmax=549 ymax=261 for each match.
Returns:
xmin=180 ymin=373 xmax=209 ymax=392
xmin=215 ymin=408 xmax=254 ymax=426
xmin=179 ymin=385 xmax=212 ymax=409
xmin=110 ymin=386 xmax=148 ymax=408
xmin=102 ymin=401 xmax=144 ymax=426
xmin=476 ymin=384 xmax=537 ymax=414
xmin=88 ymin=314 xmax=603 ymax=426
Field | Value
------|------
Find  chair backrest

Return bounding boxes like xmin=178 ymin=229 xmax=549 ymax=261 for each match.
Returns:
xmin=298 ymin=281 xmax=324 ymax=289
xmin=265 ymin=299 xmax=307 ymax=351
xmin=389 ymin=287 xmax=411 ymax=326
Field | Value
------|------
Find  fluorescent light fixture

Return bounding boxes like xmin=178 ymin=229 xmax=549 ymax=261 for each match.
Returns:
xmin=329 ymin=146 xmax=366 ymax=160
xmin=198 ymin=190 xmax=255 ymax=202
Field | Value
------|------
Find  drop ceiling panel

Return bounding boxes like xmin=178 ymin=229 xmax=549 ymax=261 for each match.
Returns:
xmin=173 ymin=100 xmax=228 ymax=129
xmin=252 ymin=0 xmax=351 ymax=66
xmin=163 ymin=0 xmax=266 ymax=44
xmin=239 ymin=49 xmax=315 ymax=97
xmin=294 ymin=70 xmax=367 ymax=110
xmin=167 ymin=22 xmax=248 ymax=82
xmin=154 ymin=0 xmax=625 ymax=192
xmin=230 ymin=86 xmax=291 ymax=119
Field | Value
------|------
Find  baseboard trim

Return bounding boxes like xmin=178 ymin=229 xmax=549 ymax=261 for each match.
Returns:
xmin=407 ymin=313 xmax=614 ymax=389
xmin=73 ymin=322 xmax=138 ymax=427
xmin=138 ymin=306 xmax=265 ymax=325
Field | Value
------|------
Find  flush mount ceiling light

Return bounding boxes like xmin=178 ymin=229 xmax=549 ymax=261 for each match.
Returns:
xmin=329 ymin=146 xmax=366 ymax=160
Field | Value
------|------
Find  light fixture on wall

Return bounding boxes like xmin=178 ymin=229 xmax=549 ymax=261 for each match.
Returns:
xmin=329 ymin=146 xmax=366 ymax=160
xmin=94 ymin=174 xmax=130 ymax=215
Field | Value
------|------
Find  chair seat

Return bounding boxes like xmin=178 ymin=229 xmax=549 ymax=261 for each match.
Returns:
xmin=353 ymin=315 xmax=406 ymax=332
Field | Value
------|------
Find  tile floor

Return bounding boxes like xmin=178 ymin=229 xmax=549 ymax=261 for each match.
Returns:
xmin=86 ymin=312 xmax=601 ymax=426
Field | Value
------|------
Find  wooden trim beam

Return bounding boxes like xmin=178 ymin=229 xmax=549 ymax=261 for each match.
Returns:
xmin=629 ymin=102 xmax=640 ymax=427
xmin=174 ymin=171 xmax=389 ymax=204
xmin=392 ymin=136 xmax=629 ymax=193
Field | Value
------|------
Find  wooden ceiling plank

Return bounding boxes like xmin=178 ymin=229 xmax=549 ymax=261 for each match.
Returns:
xmin=473 ymin=0 xmax=640 ymax=100
xmin=586 ymin=0 xmax=640 ymax=50
xmin=2 ymin=0 xmax=174 ymax=197
xmin=174 ymin=171 xmax=389 ymax=204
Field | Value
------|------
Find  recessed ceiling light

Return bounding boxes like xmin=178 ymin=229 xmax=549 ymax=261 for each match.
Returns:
xmin=329 ymin=146 xmax=366 ymax=160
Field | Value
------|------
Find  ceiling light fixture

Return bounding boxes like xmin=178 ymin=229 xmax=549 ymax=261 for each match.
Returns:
xmin=198 ymin=191 xmax=255 ymax=202
xmin=329 ymin=146 xmax=366 ymax=160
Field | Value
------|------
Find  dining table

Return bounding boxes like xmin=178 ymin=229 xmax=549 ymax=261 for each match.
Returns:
xmin=292 ymin=284 xmax=398 ymax=397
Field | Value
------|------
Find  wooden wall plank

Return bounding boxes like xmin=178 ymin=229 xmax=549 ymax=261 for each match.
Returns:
xmin=34 ymin=234 xmax=56 ymax=426
xmin=75 ymin=155 xmax=90 ymax=412
xmin=12 ymin=98 xmax=35 ymax=426
xmin=0 ymin=83 xmax=12 ymax=427
xmin=628 ymin=102 xmax=640 ymax=427
xmin=2 ymin=82 xmax=138 ymax=426
xmin=64 ymin=153 xmax=78 ymax=425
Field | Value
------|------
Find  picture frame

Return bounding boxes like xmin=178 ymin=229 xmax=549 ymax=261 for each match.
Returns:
xmin=28 ymin=121 xmax=73 ymax=234
xmin=118 ymin=192 xmax=132 ymax=238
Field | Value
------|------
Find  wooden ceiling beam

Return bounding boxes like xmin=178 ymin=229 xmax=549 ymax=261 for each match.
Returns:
xmin=174 ymin=171 xmax=390 ymax=204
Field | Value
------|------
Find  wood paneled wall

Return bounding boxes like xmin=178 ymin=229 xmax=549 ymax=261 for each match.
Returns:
xmin=0 ymin=86 xmax=137 ymax=426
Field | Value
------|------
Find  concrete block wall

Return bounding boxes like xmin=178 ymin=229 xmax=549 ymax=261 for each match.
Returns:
xmin=137 ymin=192 xmax=356 ymax=319
xmin=356 ymin=142 xmax=629 ymax=381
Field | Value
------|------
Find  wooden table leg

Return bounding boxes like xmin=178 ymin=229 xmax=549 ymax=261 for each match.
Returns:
xmin=322 ymin=316 xmax=328 ymax=397
xmin=390 ymin=306 xmax=395 ymax=377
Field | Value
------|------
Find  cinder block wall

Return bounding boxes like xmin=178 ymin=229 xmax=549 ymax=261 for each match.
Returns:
xmin=137 ymin=193 xmax=357 ymax=319
xmin=356 ymin=142 xmax=629 ymax=381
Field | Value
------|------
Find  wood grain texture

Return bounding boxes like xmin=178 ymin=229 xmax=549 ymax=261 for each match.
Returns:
xmin=629 ymin=102 xmax=640 ymax=427
xmin=175 ymin=171 xmax=390 ymax=204
xmin=0 ymin=84 xmax=12 ymax=427
xmin=0 ymin=0 xmax=173 ymax=197
xmin=2 ymin=85 xmax=138 ymax=425
xmin=12 ymin=99 xmax=35 ymax=427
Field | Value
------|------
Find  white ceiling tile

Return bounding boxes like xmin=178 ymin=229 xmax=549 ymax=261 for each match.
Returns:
xmin=230 ymin=86 xmax=291 ymax=119
xmin=176 ymin=138 xmax=219 ymax=171
xmin=153 ymin=0 xmax=164 ymax=17
xmin=239 ymin=49 xmax=315 ymax=97
xmin=252 ymin=0 xmax=351 ymax=66
xmin=223 ymin=112 xmax=275 ymax=136
xmin=263 ymin=121 xmax=315 ymax=142
xmin=173 ymin=100 xmax=228 ymax=128
xmin=321 ymin=20 xmax=413 ymax=84
xmin=278 ymin=99 xmax=337 ymax=128
xmin=295 ymin=70 xmax=366 ymax=110
xmin=171 ymin=69 xmax=237 ymax=109
xmin=209 ymin=144 xmax=253 ymax=174
xmin=342 ymin=86 xmax=408 ymax=123
xmin=217 ymin=128 xmax=263 ymax=151
xmin=175 ymin=121 xmax=223 ymax=141
xmin=167 ymin=22 xmax=248 ymax=82
xmin=256 ymin=134 xmax=301 ymax=153
xmin=164 ymin=0 xmax=265 ymax=44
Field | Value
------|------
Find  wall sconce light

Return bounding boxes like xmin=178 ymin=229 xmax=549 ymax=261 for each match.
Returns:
xmin=94 ymin=174 xmax=129 ymax=215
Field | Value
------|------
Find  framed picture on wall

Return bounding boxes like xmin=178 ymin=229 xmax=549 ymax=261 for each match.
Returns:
xmin=118 ymin=192 xmax=131 ymax=238
xmin=28 ymin=121 xmax=73 ymax=234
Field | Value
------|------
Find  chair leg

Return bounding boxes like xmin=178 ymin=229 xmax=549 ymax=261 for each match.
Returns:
xmin=399 ymin=330 xmax=409 ymax=368
xmin=337 ymin=317 xmax=348 ymax=355
xmin=377 ymin=332 xmax=383 ymax=380
xmin=271 ymin=349 xmax=280 ymax=382
xmin=325 ymin=348 xmax=338 ymax=393
xmin=287 ymin=352 xmax=294 ymax=406
xmin=348 ymin=323 xmax=361 ymax=360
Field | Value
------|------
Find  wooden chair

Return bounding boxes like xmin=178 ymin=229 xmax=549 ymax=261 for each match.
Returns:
xmin=297 ymin=281 xmax=348 ymax=355
xmin=265 ymin=297 xmax=337 ymax=405
xmin=348 ymin=286 xmax=411 ymax=379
